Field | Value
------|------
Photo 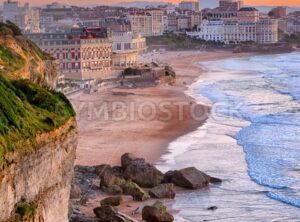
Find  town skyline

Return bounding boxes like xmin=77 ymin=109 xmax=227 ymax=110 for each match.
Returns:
xmin=0 ymin=0 xmax=299 ymax=7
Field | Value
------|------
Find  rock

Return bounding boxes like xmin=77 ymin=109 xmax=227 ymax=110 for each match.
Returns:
xmin=100 ymin=170 xmax=126 ymax=188
xmin=142 ymin=201 xmax=174 ymax=222
xmin=112 ymin=166 xmax=125 ymax=179
xmin=95 ymin=164 xmax=112 ymax=177
xmin=207 ymin=206 xmax=218 ymax=211
xmin=103 ymin=185 xmax=123 ymax=195
xmin=70 ymin=184 xmax=82 ymax=199
xmin=162 ymin=171 xmax=175 ymax=183
xmin=149 ymin=184 xmax=176 ymax=199
xmin=166 ymin=167 xmax=210 ymax=189
xmin=122 ymin=181 xmax=150 ymax=201
xmin=121 ymin=153 xmax=137 ymax=169
xmin=124 ymin=159 xmax=164 ymax=188
xmin=93 ymin=205 xmax=137 ymax=222
xmin=101 ymin=196 xmax=123 ymax=207
xmin=210 ymin=177 xmax=222 ymax=184
xmin=233 ymin=46 xmax=242 ymax=53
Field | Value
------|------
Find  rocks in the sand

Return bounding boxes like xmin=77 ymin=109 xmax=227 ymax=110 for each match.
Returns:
xmin=101 ymin=196 xmax=123 ymax=206
xmin=103 ymin=185 xmax=123 ymax=195
xmin=149 ymin=183 xmax=176 ymax=199
xmin=207 ymin=206 xmax=218 ymax=211
xmin=124 ymin=158 xmax=164 ymax=188
xmin=100 ymin=170 xmax=125 ymax=188
xmin=95 ymin=164 xmax=112 ymax=177
xmin=210 ymin=177 xmax=222 ymax=184
xmin=121 ymin=153 xmax=136 ymax=169
xmin=100 ymin=169 xmax=149 ymax=201
xmin=93 ymin=205 xmax=137 ymax=222
xmin=142 ymin=201 xmax=174 ymax=222
xmin=70 ymin=184 xmax=82 ymax=199
xmin=122 ymin=181 xmax=150 ymax=201
xmin=163 ymin=167 xmax=210 ymax=189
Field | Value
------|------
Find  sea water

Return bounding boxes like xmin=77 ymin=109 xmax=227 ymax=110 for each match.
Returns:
xmin=157 ymin=52 xmax=300 ymax=221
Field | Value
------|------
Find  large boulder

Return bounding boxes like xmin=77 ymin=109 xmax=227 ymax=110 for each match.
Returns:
xmin=95 ymin=164 xmax=112 ymax=177
xmin=149 ymin=184 xmax=176 ymax=199
xmin=124 ymin=159 xmax=164 ymax=188
xmin=164 ymin=167 xmax=210 ymax=189
xmin=121 ymin=153 xmax=137 ymax=169
xmin=122 ymin=181 xmax=150 ymax=201
xmin=93 ymin=206 xmax=136 ymax=222
xmin=142 ymin=201 xmax=174 ymax=222
xmin=100 ymin=170 xmax=149 ymax=201
xmin=100 ymin=170 xmax=126 ymax=188
xmin=101 ymin=196 xmax=123 ymax=207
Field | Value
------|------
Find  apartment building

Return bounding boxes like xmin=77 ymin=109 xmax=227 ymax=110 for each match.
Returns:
xmin=112 ymin=32 xmax=147 ymax=68
xmin=127 ymin=12 xmax=153 ymax=37
xmin=179 ymin=1 xmax=200 ymax=12
xmin=3 ymin=0 xmax=40 ymax=33
xmin=127 ymin=9 xmax=166 ymax=36
xmin=27 ymin=28 xmax=113 ymax=81
xmin=256 ymin=18 xmax=278 ymax=44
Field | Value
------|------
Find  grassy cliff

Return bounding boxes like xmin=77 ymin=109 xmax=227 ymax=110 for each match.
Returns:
xmin=0 ymin=22 xmax=75 ymax=167
xmin=0 ymin=22 xmax=56 ymax=87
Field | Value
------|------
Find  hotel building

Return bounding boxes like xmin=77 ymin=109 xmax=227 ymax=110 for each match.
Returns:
xmin=27 ymin=28 xmax=113 ymax=81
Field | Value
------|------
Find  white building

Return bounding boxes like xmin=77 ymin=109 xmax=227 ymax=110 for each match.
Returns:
xmin=3 ymin=0 xmax=40 ymax=33
xmin=187 ymin=18 xmax=278 ymax=44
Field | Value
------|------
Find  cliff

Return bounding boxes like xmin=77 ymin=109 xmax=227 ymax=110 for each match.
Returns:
xmin=0 ymin=22 xmax=58 ymax=89
xmin=0 ymin=22 xmax=77 ymax=222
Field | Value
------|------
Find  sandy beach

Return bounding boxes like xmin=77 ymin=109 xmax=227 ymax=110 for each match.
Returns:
xmin=69 ymin=50 xmax=252 ymax=167
xmin=68 ymin=50 xmax=262 ymax=221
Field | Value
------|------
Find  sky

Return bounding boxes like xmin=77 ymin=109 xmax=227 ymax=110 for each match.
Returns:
xmin=0 ymin=0 xmax=299 ymax=7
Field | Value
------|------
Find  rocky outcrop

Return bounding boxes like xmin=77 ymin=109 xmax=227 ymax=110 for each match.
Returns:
xmin=149 ymin=184 xmax=176 ymax=199
xmin=142 ymin=201 xmax=174 ymax=222
xmin=0 ymin=119 xmax=77 ymax=222
xmin=101 ymin=196 xmax=123 ymax=207
xmin=124 ymin=158 xmax=164 ymax=188
xmin=93 ymin=205 xmax=137 ymax=222
xmin=163 ymin=167 xmax=211 ymax=189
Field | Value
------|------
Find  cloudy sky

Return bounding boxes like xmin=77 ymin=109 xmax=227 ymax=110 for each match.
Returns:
xmin=0 ymin=0 xmax=299 ymax=7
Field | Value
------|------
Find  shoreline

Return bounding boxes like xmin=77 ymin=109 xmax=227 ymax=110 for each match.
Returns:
xmin=70 ymin=50 xmax=256 ymax=167
xmin=68 ymin=50 xmax=271 ymax=221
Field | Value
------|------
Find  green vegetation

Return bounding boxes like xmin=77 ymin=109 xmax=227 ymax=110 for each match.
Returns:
xmin=0 ymin=45 xmax=25 ymax=75
xmin=0 ymin=21 xmax=22 ymax=36
xmin=14 ymin=198 xmax=37 ymax=220
xmin=282 ymin=33 xmax=300 ymax=44
xmin=146 ymin=33 xmax=224 ymax=50
xmin=0 ymin=75 xmax=75 ymax=166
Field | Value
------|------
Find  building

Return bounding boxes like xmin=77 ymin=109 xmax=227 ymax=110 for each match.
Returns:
xmin=127 ymin=12 xmax=153 ymax=36
xmin=3 ymin=0 xmax=40 ymax=33
xmin=207 ymin=0 xmax=244 ymax=20
xmin=179 ymin=1 xmax=200 ymax=12
xmin=269 ymin=7 xmax=286 ymax=19
xmin=238 ymin=7 xmax=260 ymax=23
xmin=219 ymin=0 xmax=243 ymax=12
xmin=27 ymin=28 xmax=113 ymax=81
xmin=187 ymin=18 xmax=278 ymax=44
xmin=127 ymin=9 xmax=165 ymax=36
xmin=112 ymin=32 xmax=147 ymax=68
xmin=256 ymin=18 xmax=278 ymax=44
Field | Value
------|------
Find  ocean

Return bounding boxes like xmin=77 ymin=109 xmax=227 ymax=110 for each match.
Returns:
xmin=157 ymin=52 xmax=300 ymax=221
